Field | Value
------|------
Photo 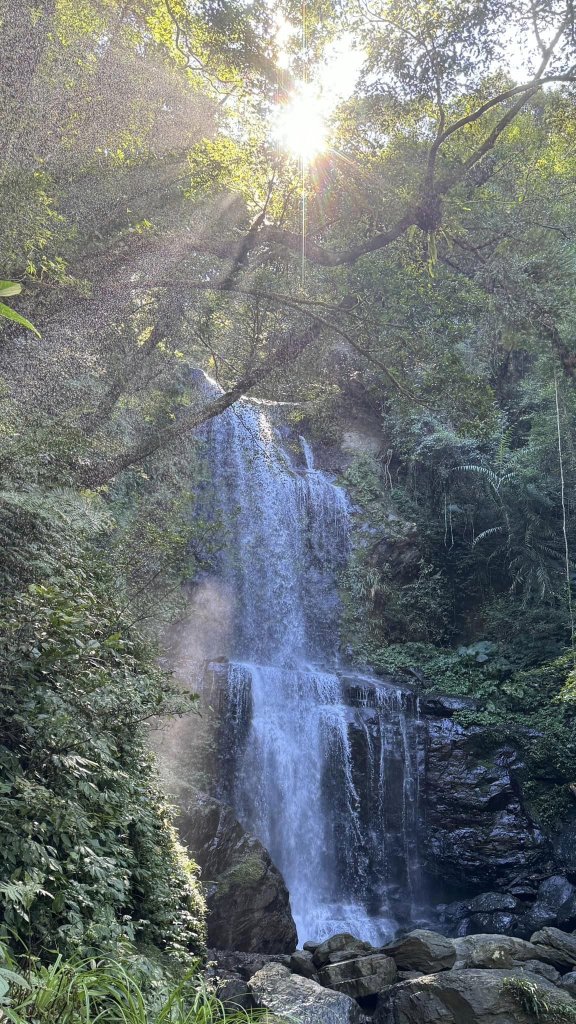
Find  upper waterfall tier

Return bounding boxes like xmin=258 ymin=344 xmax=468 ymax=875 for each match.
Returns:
xmin=203 ymin=377 xmax=349 ymax=667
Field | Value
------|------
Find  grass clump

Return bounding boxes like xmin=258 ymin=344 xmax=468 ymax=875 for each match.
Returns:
xmin=0 ymin=941 xmax=273 ymax=1024
xmin=504 ymin=977 xmax=576 ymax=1023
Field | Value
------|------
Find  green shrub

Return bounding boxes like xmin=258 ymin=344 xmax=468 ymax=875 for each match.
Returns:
xmin=0 ymin=485 xmax=205 ymax=961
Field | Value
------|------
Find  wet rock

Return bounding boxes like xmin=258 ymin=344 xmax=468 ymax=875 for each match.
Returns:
xmin=422 ymin=720 xmax=550 ymax=890
xmin=514 ymin=904 xmax=558 ymax=939
xmin=467 ymin=892 xmax=520 ymax=914
xmin=207 ymin=949 xmax=291 ymax=981
xmin=291 ymin=950 xmax=318 ymax=980
xmin=439 ymin=893 xmax=523 ymax=938
xmin=537 ymin=875 xmax=575 ymax=910
xmin=551 ymin=813 xmax=576 ymax=874
xmin=383 ymin=930 xmax=456 ymax=972
xmin=419 ymin=695 xmax=478 ymax=717
xmin=535 ymin=876 xmax=576 ymax=927
xmin=440 ymin=884 xmax=537 ymax=937
xmin=509 ymin=881 xmax=539 ymax=899
xmin=318 ymin=954 xmax=397 ymax=998
xmin=249 ymin=962 xmax=367 ymax=1024
xmin=312 ymin=934 xmax=378 ymax=968
xmin=513 ymin=960 xmax=561 ymax=983
xmin=467 ymin=912 xmax=518 ymax=935
xmin=178 ymin=794 xmax=297 ymax=953
xmin=559 ymin=971 xmax=576 ymax=997
xmin=513 ymin=877 xmax=576 ymax=938
xmin=530 ymin=927 xmax=576 ymax=967
xmin=215 ymin=977 xmax=253 ymax=1010
xmin=206 ymin=949 xmax=291 ymax=1009
xmin=439 ymin=899 xmax=470 ymax=925
xmin=453 ymin=934 xmax=558 ymax=969
xmin=373 ymin=969 xmax=574 ymax=1024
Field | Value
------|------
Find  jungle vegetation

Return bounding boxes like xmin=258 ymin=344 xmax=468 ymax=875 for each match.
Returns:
xmin=2 ymin=0 xmax=576 ymax=1011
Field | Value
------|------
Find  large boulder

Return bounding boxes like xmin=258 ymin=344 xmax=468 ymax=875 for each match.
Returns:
xmin=383 ymin=930 xmax=456 ymax=972
xmin=249 ymin=962 xmax=367 ymax=1024
xmin=452 ymin=934 xmax=556 ymax=969
xmin=515 ymin=904 xmax=559 ymax=938
xmin=517 ymin=960 xmax=561 ymax=983
xmin=206 ymin=949 xmax=291 ymax=981
xmin=177 ymin=793 xmax=297 ymax=953
xmin=467 ymin=892 xmax=520 ymax=915
xmin=536 ymin=876 xmax=576 ymax=922
xmin=431 ymin=865 xmax=576 ymax=943
xmin=318 ymin=954 xmax=397 ymax=998
xmin=530 ymin=877 xmax=576 ymax=930
xmin=312 ymin=934 xmax=378 ymax=968
xmin=512 ymin=876 xmax=576 ymax=938
xmin=559 ymin=971 xmax=576 ymax=997
xmin=439 ymin=891 xmax=533 ymax=939
xmin=374 ymin=969 xmax=574 ymax=1024
xmin=205 ymin=950 xmax=291 ymax=1010
xmin=530 ymin=926 xmax=576 ymax=967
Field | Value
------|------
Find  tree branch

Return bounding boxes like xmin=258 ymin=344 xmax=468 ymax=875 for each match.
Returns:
xmin=426 ymin=11 xmax=575 ymax=192
xmin=255 ymin=212 xmax=418 ymax=266
xmin=78 ymin=320 xmax=323 ymax=486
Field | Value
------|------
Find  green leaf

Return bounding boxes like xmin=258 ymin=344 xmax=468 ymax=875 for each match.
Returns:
xmin=0 ymin=282 xmax=22 ymax=298
xmin=0 ymin=303 xmax=41 ymax=337
xmin=0 ymin=968 xmax=30 ymax=991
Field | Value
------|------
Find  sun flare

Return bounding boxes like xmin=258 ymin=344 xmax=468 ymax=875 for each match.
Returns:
xmin=271 ymin=32 xmax=363 ymax=163
xmin=273 ymin=85 xmax=329 ymax=163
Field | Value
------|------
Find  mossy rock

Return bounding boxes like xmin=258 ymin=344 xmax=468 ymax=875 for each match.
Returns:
xmin=216 ymin=855 xmax=268 ymax=895
xmin=177 ymin=792 xmax=297 ymax=954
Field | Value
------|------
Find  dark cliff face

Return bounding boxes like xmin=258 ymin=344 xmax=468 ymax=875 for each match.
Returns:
xmin=413 ymin=698 xmax=575 ymax=939
xmin=421 ymin=714 xmax=550 ymax=892
xmin=338 ymin=681 xmax=551 ymax=890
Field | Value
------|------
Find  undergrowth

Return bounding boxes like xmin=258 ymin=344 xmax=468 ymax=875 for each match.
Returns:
xmin=0 ymin=942 xmax=270 ymax=1024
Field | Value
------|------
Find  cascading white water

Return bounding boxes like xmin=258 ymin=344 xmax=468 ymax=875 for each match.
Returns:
xmin=200 ymin=375 xmax=422 ymax=944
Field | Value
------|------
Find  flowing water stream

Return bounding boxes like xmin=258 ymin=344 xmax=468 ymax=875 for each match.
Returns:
xmin=199 ymin=376 xmax=423 ymax=944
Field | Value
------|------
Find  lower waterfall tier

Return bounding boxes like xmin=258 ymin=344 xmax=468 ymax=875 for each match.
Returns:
xmin=204 ymin=660 xmax=427 ymax=945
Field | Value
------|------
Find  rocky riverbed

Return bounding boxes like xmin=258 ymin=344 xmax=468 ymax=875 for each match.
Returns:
xmin=206 ymin=927 xmax=576 ymax=1023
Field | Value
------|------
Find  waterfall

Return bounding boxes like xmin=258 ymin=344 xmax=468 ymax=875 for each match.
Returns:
xmin=199 ymin=376 xmax=423 ymax=944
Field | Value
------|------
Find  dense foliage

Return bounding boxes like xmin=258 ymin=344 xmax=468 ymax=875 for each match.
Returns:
xmin=3 ymin=0 xmax=576 ymax=976
xmin=0 ymin=482 xmax=205 ymax=960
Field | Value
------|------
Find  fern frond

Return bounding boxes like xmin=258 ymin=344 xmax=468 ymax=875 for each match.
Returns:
xmin=472 ymin=526 xmax=506 ymax=546
xmin=454 ymin=464 xmax=498 ymax=483
xmin=454 ymin=464 xmax=516 ymax=493
xmin=0 ymin=487 xmax=111 ymax=536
